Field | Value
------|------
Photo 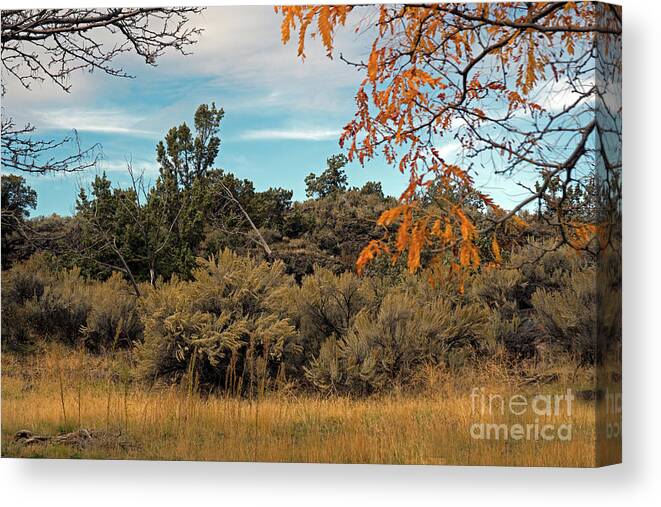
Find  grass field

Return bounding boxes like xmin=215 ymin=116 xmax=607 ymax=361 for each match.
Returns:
xmin=1 ymin=346 xmax=617 ymax=466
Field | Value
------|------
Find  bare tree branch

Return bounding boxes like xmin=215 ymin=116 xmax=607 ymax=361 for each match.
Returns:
xmin=1 ymin=114 xmax=100 ymax=174
xmin=1 ymin=8 xmax=203 ymax=175
xmin=219 ymin=182 xmax=273 ymax=258
xmin=1 ymin=8 xmax=204 ymax=93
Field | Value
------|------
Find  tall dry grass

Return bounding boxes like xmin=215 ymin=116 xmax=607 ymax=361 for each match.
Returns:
xmin=1 ymin=345 xmax=616 ymax=466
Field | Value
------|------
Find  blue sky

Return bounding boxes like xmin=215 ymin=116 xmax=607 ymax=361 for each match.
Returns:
xmin=2 ymin=6 xmax=582 ymax=217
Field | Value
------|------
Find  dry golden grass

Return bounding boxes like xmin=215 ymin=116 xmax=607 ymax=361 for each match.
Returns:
xmin=1 ymin=346 xmax=618 ymax=466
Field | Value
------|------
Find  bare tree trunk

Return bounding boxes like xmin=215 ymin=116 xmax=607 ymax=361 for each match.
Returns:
xmin=110 ymin=238 xmax=141 ymax=297
xmin=220 ymin=183 xmax=273 ymax=258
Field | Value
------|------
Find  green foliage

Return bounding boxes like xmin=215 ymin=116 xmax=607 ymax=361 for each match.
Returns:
xmin=1 ymin=174 xmax=37 ymax=223
xmin=134 ymin=250 xmax=300 ymax=394
xmin=535 ymin=174 xmax=599 ymax=223
xmin=305 ymin=154 xmax=348 ymax=198
xmin=274 ymin=186 xmax=396 ymax=278
xmin=74 ymin=173 xmax=142 ymax=280
xmin=73 ymin=169 xmax=207 ymax=283
xmin=250 ymin=187 xmax=293 ymax=231
xmin=359 ymin=181 xmax=384 ymax=198
xmin=70 ymin=103 xmax=228 ymax=284
xmin=3 ymin=141 xmax=611 ymax=396
xmin=157 ymin=102 xmax=224 ymax=190
xmin=198 ymin=169 xmax=293 ymax=258
xmin=1 ymin=174 xmax=37 ymax=268
xmin=143 ymin=173 xmax=208 ymax=280
xmin=58 ymin=106 xmax=396 ymax=283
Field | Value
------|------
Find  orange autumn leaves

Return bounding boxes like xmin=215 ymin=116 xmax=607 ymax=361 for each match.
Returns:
xmin=276 ymin=5 xmax=351 ymax=59
xmin=276 ymin=3 xmax=601 ymax=281
xmin=356 ymin=202 xmax=489 ymax=277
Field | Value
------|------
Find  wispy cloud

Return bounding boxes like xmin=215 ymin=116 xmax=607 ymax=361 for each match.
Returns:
xmin=98 ymin=159 xmax=160 ymax=175
xmin=238 ymin=127 xmax=342 ymax=142
xmin=534 ymin=77 xmax=595 ymax=113
xmin=434 ymin=141 xmax=461 ymax=160
xmin=35 ymin=108 xmax=157 ymax=137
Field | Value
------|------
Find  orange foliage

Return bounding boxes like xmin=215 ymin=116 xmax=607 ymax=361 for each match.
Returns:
xmin=276 ymin=3 xmax=613 ymax=282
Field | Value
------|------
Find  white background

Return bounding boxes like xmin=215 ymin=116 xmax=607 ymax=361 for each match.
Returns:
xmin=1 ymin=0 xmax=659 ymax=505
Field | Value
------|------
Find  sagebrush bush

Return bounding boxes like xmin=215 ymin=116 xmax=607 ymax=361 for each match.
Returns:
xmin=469 ymin=268 xmax=542 ymax=359
xmin=466 ymin=242 xmax=596 ymax=360
xmin=482 ymin=309 xmax=541 ymax=359
xmin=271 ymin=267 xmax=376 ymax=363
xmin=532 ymin=269 xmax=597 ymax=363
xmin=305 ymin=291 xmax=489 ymax=394
xmin=134 ymin=250 xmax=301 ymax=394
xmin=33 ymin=267 xmax=91 ymax=345
xmin=3 ymin=240 xmax=609 ymax=394
xmin=1 ymin=254 xmax=140 ymax=351
xmin=511 ymin=241 xmax=590 ymax=292
xmin=596 ymin=248 xmax=622 ymax=357
xmin=2 ymin=253 xmax=51 ymax=349
xmin=1 ymin=252 xmax=50 ymax=305
xmin=81 ymin=272 xmax=143 ymax=351
xmin=469 ymin=267 xmax=522 ymax=315
xmin=1 ymin=255 xmax=90 ymax=347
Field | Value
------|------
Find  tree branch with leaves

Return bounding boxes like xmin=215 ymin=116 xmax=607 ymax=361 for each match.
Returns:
xmin=276 ymin=2 xmax=621 ymax=287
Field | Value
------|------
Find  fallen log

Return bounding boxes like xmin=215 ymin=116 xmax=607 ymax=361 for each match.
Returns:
xmin=14 ymin=428 xmax=133 ymax=450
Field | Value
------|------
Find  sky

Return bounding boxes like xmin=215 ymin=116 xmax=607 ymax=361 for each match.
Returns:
xmin=1 ymin=6 xmax=578 ymax=217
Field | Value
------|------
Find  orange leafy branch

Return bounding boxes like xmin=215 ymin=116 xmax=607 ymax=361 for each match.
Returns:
xmin=277 ymin=2 xmax=620 ymax=280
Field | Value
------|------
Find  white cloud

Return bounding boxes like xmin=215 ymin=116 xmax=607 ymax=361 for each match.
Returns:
xmin=535 ymin=77 xmax=596 ymax=113
xmin=434 ymin=141 xmax=461 ymax=160
xmin=1 ymin=6 xmax=366 ymax=138
xmin=166 ymin=7 xmax=365 ymax=84
xmin=148 ymin=6 xmax=366 ymax=115
xmin=237 ymin=127 xmax=341 ymax=142
xmin=417 ymin=141 xmax=462 ymax=163
xmin=34 ymin=108 xmax=157 ymax=137
xmin=98 ymin=159 xmax=160 ymax=175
